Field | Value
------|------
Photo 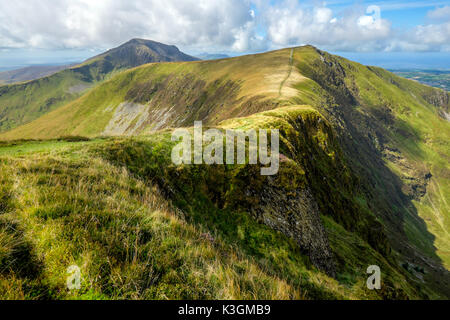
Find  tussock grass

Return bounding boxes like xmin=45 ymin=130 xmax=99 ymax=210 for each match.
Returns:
xmin=1 ymin=45 xmax=448 ymax=299
xmin=0 ymin=150 xmax=305 ymax=299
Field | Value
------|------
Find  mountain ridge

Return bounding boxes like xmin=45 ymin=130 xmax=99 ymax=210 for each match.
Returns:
xmin=0 ymin=44 xmax=449 ymax=299
xmin=0 ymin=39 xmax=198 ymax=133
xmin=84 ymin=38 xmax=199 ymax=68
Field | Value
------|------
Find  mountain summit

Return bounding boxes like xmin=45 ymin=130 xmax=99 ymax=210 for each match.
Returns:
xmin=0 ymin=39 xmax=198 ymax=132
xmin=85 ymin=38 xmax=199 ymax=69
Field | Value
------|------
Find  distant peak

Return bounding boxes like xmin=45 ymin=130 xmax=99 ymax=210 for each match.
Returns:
xmin=126 ymin=38 xmax=152 ymax=44
xmin=124 ymin=38 xmax=174 ymax=47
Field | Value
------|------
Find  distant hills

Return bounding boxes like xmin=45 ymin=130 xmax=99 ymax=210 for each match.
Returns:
xmin=0 ymin=65 xmax=72 ymax=85
xmin=196 ymin=53 xmax=230 ymax=60
xmin=85 ymin=38 xmax=198 ymax=68
xmin=391 ymin=69 xmax=450 ymax=91
xmin=0 ymin=39 xmax=198 ymax=132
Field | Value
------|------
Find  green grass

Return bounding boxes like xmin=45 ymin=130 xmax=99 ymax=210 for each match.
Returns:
xmin=0 ymin=106 xmax=429 ymax=300
xmin=0 ymin=48 xmax=297 ymax=140
xmin=293 ymin=48 xmax=450 ymax=274
xmin=0 ymin=144 xmax=304 ymax=300
xmin=0 ymin=39 xmax=198 ymax=134
xmin=0 ymin=134 xmax=419 ymax=300
xmin=0 ymin=45 xmax=449 ymax=299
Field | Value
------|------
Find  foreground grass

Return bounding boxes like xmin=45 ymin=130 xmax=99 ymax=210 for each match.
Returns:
xmin=1 ymin=136 xmax=417 ymax=300
xmin=0 ymin=145 xmax=305 ymax=299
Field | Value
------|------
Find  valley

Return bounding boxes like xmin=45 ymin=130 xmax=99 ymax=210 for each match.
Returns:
xmin=391 ymin=70 xmax=450 ymax=92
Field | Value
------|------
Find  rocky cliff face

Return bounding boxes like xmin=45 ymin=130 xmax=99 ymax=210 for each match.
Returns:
xmin=99 ymin=106 xmax=391 ymax=278
xmin=247 ymin=180 xmax=336 ymax=276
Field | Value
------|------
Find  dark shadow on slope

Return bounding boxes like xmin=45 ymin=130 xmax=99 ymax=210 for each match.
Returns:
xmin=298 ymin=49 xmax=450 ymax=298
xmin=0 ymin=217 xmax=53 ymax=299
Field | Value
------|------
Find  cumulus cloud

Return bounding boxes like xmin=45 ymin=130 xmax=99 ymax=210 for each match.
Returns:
xmin=0 ymin=0 xmax=448 ymax=53
xmin=0 ymin=0 xmax=259 ymax=52
xmin=264 ymin=1 xmax=391 ymax=51
xmin=388 ymin=6 xmax=450 ymax=52
xmin=427 ymin=5 xmax=450 ymax=22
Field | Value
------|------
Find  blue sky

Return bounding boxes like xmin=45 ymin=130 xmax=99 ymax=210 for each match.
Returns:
xmin=0 ymin=0 xmax=449 ymax=70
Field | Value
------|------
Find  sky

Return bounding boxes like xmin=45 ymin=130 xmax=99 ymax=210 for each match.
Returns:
xmin=0 ymin=0 xmax=449 ymax=70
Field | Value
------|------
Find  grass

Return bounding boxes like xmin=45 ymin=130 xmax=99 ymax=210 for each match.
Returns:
xmin=0 ymin=48 xmax=299 ymax=140
xmin=293 ymin=48 xmax=450 ymax=275
xmin=0 ymin=45 xmax=449 ymax=299
xmin=0 ymin=107 xmax=425 ymax=300
xmin=0 ymin=39 xmax=197 ymax=134
xmin=0 ymin=144 xmax=304 ymax=299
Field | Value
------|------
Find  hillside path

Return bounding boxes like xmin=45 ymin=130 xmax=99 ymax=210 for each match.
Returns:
xmin=278 ymin=48 xmax=294 ymax=98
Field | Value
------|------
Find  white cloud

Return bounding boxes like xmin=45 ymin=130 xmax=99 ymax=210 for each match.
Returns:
xmin=264 ymin=2 xmax=391 ymax=51
xmin=427 ymin=5 xmax=450 ymax=22
xmin=0 ymin=0 xmax=448 ymax=53
xmin=393 ymin=23 xmax=450 ymax=52
xmin=387 ymin=6 xmax=450 ymax=52
xmin=0 ymin=0 xmax=259 ymax=52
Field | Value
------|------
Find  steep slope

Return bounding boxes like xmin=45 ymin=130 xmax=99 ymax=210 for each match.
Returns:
xmin=292 ymin=49 xmax=450 ymax=298
xmin=293 ymin=48 xmax=450 ymax=270
xmin=0 ymin=48 xmax=302 ymax=138
xmin=0 ymin=112 xmax=424 ymax=300
xmin=0 ymin=39 xmax=198 ymax=133
xmin=1 ymin=46 xmax=449 ymax=298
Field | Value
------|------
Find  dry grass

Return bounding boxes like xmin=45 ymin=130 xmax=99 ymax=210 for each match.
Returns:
xmin=0 ymin=150 xmax=305 ymax=299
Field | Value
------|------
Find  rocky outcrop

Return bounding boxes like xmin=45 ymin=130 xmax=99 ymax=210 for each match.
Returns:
xmin=247 ymin=179 xmax=336 ymax=277
xmin=423 ymin=89 xmax=450 ymax=122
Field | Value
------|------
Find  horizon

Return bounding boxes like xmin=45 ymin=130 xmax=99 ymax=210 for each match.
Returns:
xmin=1 ymin=41 xmax=450 ymax=72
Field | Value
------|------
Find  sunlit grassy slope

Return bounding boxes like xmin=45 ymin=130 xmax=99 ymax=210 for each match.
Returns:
xmin=1 ymin=46 xmax=449 ymax=299
xmin=0 ymin=39 xmax=197 ymax=133
xmin=0 ymin=48 xmax=304 ymax=139
xmin=0 ymin=140 xmax=305 ymax=300
xmin=0 ymin=107 xmax=427 ymax=299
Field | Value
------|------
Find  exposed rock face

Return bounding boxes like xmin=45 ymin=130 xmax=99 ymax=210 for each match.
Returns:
xmin=424 ymin=90 xmax=449 ymax=109
xmin=247 ymin=180 xmax=336 ymax=277
xmin=103 ymin=102 xmax=149 ymax=136
xmin=423 ymin=89 xmax=450 ymax=122
xmin=442 ymin=110 xmax=450 ymax=122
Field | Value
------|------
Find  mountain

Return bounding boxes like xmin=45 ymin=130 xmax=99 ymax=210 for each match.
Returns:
xmin=0 ymin=65 xmax=72 ymax=85
xmin=86 ymin=38 xmax=198 ymax=67
xmin=0 ymin=39 xmax=198 ymax=133
xmin=0 ymin=46 xmax=449 ymax=300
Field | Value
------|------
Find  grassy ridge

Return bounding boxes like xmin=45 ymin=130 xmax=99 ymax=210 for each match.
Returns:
xmin=294 ymin=49 xmax=450 ymax=268
xmin=0 ymin=139 xmax=303 ymax=300
xmin=0 ymin=59 xmax=115 ymax=133
xmin=1 ymin=46 xmax=449 ymax=299
xmin=0 ymin=69 xmax=93 ymax=132
xmin=0 ymin=39 xmax=198 ymax=134
xmin=0 ymin=48 xmax=300 ymax=139
xmin=0 ymin=107 xmax=425 ymax=299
